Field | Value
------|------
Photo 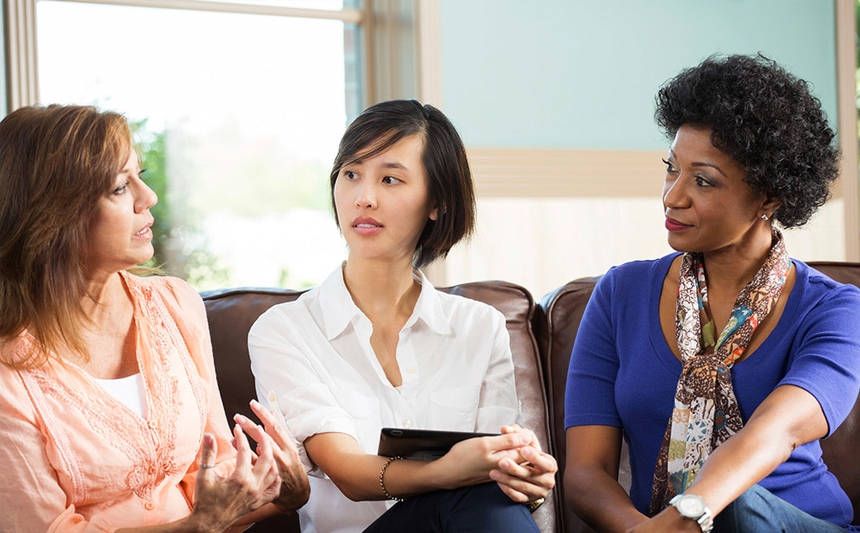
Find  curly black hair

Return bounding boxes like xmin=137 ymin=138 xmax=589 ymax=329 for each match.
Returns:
xmin=655 ymin=54 xmax=839 ymax=228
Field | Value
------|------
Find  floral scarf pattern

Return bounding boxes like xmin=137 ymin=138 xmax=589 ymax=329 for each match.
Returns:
xmin=649 ymin=229 xmax=790 ymax=514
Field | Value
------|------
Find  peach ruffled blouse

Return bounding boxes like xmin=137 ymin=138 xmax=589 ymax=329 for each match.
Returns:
xmin=0 ymin=273 xmax=235 ymax=532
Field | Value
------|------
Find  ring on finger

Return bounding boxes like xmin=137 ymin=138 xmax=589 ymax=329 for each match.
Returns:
xmin=200 ymin=463 xmax=216 ymax=469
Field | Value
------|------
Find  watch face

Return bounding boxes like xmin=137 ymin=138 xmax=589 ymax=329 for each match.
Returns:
xmin=677 ymin=495 xmax=705 ymax=517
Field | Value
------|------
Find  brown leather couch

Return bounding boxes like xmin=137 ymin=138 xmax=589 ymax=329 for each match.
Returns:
xmin=201 ymin=261 xmax=860 ymax=533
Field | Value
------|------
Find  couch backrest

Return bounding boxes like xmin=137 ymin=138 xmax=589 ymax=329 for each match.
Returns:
xmin=202 ymin=280 xmax=558 ymax=533
xmin=537 ymin=261 xmax=860 ymax=531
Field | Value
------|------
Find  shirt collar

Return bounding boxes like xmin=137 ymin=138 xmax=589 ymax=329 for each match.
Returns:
xmin=318 ymin=264 xmax=452 ymax=340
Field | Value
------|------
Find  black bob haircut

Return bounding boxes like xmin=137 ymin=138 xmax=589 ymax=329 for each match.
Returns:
xmin=655 ymin=54 xmax=839 ymax=228
xmin=329 ymin=99 xmax=476 ymax=268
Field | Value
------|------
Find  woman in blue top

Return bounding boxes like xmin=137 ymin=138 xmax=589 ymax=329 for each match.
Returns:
xmin=564 ymin=54 xmax=860 ymax=532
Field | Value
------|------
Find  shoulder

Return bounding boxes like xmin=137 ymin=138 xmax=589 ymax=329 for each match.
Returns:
xmin=595 ymin=253 xmax=678 ymax=296
xmin=125 ymin=273 xmax=208 ymax=326
xmin=793 ymin=260 xmax=860 ymax=309
xmin=433 ymin=285 xmax=509 ymax=328
xmin=250 ymin=286 xmax=321 ymax=337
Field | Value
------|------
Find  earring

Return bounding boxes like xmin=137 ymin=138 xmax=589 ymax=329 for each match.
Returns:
xmin=761 ymin=213 xmax=769 ymax=221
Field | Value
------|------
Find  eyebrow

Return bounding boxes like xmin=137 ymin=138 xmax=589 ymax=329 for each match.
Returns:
xmin=381 ymin=161 xmax=408 ymax=171
xmin=668 ymin=150 xmax=727 ymax=177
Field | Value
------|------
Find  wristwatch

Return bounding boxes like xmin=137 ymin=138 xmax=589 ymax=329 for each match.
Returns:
xmin=669 ymin=493 xmax=714 ymax=533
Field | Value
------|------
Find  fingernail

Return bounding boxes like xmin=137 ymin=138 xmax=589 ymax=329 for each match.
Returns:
xmin=234 ymin=413 xmax=247 ymax=423
xmin=522 ymin=447 xmax=532 ymax=457
xmin=250 ymin=399 xmax=260 ymax=408
xmin=490 ymin=470 xmax=501 ymax=480
xmin=521 ymin=435 xmax=531 ymax=445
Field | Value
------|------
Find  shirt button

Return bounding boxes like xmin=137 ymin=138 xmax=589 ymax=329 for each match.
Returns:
xmin=268 ymin=391 xmax=277 ymax=403
xmin=147 ymin=420 xmax=157 ymax=430
xmin=144 ymin=501 xmax=155 ymax=511
xmin=404 ymin=419 xmax=412 ymax=428
xmin=406 ymin=366 xmax=417 ymax=375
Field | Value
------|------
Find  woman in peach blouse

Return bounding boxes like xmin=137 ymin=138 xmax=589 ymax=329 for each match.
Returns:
xmin=0 ymin=105 xmax=309 ymax=532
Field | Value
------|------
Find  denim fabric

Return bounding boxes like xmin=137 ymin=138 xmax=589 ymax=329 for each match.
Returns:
xmin=361 ymin=482 xmax=539 ymax=533
xmin=715 ymin=484 xmax=849 ymax=532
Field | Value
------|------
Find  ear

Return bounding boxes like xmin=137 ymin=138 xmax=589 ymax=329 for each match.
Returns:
xmin=429 ymin=206 xmax=438 ymax=221
xmin=761 ymin=196 xmax=781 ymax=217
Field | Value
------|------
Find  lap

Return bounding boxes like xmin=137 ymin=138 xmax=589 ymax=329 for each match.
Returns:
xmin=715 ymin=484 xmax=846 ymax=533
xmin=362 ymin=482 xmax=539 ymax=533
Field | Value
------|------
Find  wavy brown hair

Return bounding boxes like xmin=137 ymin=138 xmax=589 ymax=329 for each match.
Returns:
xmin=0 ymin=105 xmax=132 ymax=369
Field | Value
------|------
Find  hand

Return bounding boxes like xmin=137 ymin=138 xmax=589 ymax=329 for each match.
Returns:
xmin=432 ymin=431 xmax=532 ymax=489
xmin=242 ymin=400 xmax=311 ymax=514
xmin=624 ymin=507 xmax=701 ymax=533
xmin=489 ymin=424 xmax=557 ymax=503
xmin=189 ymin=428 xmax=280 ymax=532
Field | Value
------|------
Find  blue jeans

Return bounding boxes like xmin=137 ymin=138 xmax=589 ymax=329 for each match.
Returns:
xmin=715 ymin=484 xmax=848 ymax=532
xmin=361 ymin=482 xmax=540 ymax=533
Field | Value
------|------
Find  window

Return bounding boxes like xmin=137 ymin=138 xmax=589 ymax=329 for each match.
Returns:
xmin=33 ymin=0 xmax=366 ymax=289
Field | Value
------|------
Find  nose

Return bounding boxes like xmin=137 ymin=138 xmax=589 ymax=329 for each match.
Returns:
xmin=662 ymin=174 xmax=689 ymax=210
xmin=135 ymin=180 xmax=158 ymax=213
xmin=355 ymin=179 xmax=377 ymax=209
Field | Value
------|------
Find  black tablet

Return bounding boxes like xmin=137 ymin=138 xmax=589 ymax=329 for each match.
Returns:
xmin=377 ymin=427 xmax=499 ymax=461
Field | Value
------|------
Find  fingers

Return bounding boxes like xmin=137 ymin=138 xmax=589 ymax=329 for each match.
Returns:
xmin=500 ymin=425 xmax=543 ymax=452
xmin=234 ymin=414 xmax=278 ymax=477
xmin=489 ymin=447 xmax=556 ymax=502
xmin=196 ymin=433 xmax=217 ymax=489
xmin=521 ymin=446 xmax=558 ymax=474
xmin=249 ymin=400 xmax=298 ymax=454
xmin=494 ymin=478 xmax=531 ymax=503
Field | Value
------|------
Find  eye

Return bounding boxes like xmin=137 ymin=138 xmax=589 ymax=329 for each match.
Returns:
xmin=661 ymin=158 xmax=678 ymax=174
xmin=694 ymin=175 xmax=712 ymax=187
xmin=139 ymin=168 xmax=148 ymax=180
xmin=382 ymin=176 xmax=402 ymax=185
xmin=343 ymin=170 xmax=357 ymax=180
xmin=113 ymin=181 xmax=129 ymax=195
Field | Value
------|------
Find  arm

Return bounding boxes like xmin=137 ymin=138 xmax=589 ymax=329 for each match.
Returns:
xmin=304 ymin=430 xmax=530 ymax=501
xmin=564 ymin=425 xmax=647 ymax=532
xmin=629 ymin=385 xmax=826 ymax=533
xmin=631 ymin=281 xmax=860 ymax=532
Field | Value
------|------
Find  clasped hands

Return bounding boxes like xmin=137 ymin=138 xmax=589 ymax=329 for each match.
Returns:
xmin=190 ymin=400 xmax=310 ymax=531
xmin=439 ymin=423 xmax=558 ymax=504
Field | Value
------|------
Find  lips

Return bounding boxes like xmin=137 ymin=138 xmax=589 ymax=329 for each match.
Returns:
xmin=351 ymin=216 xmax=383 ymax=236
xmin=665 ymin=217 xmax=692 ymax=232
xmin=134 ymin=220 xmax=154 ymax=239
xmin=352 ymin=216 xmax=382 ymax=228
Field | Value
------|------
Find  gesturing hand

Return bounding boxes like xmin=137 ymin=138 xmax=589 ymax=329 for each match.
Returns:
xmin=189 ymin=428 xmax=280 ymax=532
xmin=242 ymin=399 xmax=310 ymax=514
xmin=489 ymin=424 xmax=558 ymax=503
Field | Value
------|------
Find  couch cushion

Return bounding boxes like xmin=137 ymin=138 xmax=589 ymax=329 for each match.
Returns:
xmin=202 ymin=281 xmax=557 ymax=533
xmin=535 ymin=278 xmax=602 ymax=533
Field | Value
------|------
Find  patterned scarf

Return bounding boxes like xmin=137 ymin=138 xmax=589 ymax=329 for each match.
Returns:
xmin=649 ymin=229 xmax=790 ymax=514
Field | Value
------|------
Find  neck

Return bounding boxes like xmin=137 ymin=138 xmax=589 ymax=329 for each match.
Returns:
xmin=342 ymin=255 xmax=421 ymax=323
xmin=701 ymin=228 xmax=775 ymax=293
xmin=81 ymin=270 xmax=130 ymax=328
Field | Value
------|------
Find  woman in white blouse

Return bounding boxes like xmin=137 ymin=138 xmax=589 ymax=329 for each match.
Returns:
xmin=249 ymin=99 xmax=557 ymax=533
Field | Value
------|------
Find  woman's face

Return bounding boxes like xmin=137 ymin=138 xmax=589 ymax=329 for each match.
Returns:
xmin=334 ymin=133 xmax=437 ymax=265
xmin=662 ymin=125 xmax=771 ymax=255
xmin=86 ymin=149 xmax=158 ymax=276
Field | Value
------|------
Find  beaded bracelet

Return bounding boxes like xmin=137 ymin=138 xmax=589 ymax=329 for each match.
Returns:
xmin=379 ymin=455 xmax=406 ymax=502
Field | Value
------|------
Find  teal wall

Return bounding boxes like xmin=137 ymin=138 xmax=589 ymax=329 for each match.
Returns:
xmin=440 ymin=0 xmax=838 ymax=150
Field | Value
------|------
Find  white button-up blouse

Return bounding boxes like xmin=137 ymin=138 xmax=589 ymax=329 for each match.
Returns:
xmin=249 ymin=266 xmax=521 ymax=533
